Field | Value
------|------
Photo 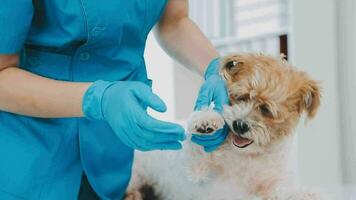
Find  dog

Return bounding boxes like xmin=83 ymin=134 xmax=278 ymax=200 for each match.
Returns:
xmin=125 ymin=53 xmax=323 ymax=200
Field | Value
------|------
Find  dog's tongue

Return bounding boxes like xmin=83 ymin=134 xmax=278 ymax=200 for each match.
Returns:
xmin=233 ymin=135 xmax=253 ymax=148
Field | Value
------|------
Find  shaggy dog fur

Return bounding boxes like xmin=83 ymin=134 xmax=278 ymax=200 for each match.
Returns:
xmin=125 ymin=53 xmax=324 ymax=200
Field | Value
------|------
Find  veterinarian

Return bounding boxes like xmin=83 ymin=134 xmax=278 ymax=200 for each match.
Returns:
xmin=0 ymin=0 xmax=229 ymax=199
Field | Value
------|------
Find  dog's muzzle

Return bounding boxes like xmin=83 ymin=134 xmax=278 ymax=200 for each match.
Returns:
xmin=232 ymin=120 xmax=253 ymax=148
xmin=232 ymin=120 xmax=250 ymax=135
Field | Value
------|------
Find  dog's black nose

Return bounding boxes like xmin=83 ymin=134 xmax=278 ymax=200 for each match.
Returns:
xmin=232 ymin=120 xmax=250 ymax=135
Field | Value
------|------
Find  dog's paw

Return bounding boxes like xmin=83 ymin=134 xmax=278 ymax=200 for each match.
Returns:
xmin=187 ymin=107 xmax=225 ymax=135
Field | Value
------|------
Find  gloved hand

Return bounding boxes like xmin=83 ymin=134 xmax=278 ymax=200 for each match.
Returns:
xmin=191 ymin=58 xmax=230 ymax=152
xmin=191 ymin=125 xmax=229 ymax=152
xmin=82 ymin=80 xmax=186 ymax=151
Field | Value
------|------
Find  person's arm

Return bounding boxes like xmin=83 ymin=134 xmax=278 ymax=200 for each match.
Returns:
xmin=0 ymin=54 xmax=185 ymax=151
xmin=156 ymin=0 xmax=230 ymax=152
xmin=0 ymin=1 xmax=185 ymax=151
xmin=156 ymin=0 xmax=219 ymax=75
xmin=0 ymin=54 xmax=90 ymax=118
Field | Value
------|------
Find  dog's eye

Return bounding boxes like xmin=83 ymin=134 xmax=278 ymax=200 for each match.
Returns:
xmin=225 ymin=61 xmax=237 ymax=70
xmin=236 ymin=94 xmax=249 ymax=102
xmin=259 ymin=104 xmax=273 ymax=118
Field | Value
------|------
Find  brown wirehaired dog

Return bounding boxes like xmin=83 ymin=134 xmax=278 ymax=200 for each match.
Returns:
xmin=126 ymin=53 xmax=324 ymax=200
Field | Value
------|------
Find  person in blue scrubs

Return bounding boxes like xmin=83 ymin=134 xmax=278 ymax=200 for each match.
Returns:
xmin=0 ymin=0 xmax=229 ymax=199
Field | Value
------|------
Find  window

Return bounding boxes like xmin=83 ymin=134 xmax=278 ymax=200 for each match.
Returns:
xmin=189 ymin=0 xmax=290 ymax=58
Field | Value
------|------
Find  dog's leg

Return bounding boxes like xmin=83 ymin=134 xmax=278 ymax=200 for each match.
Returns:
xmin=125 ymin=158 xmax=161 ymax=200
xmin=186 ymin=107 xmax=225 ymax=183
xmin=125 ymin=167 xmax=145 ymax=200
xmin=125 ymin=171 xmax=161 ymax=200
xmin=124 ymin=191 xmax=143 ymax=200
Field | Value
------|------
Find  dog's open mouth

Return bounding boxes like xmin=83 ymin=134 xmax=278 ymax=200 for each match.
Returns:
xmin=233 ymin=134 xmax=253 ymax=148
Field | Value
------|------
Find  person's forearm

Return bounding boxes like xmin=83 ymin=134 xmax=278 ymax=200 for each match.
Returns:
xmin=156 ymin=14 xmax=219 ymax=75
xmin=0 ymin=67 xmax=90 ymax=118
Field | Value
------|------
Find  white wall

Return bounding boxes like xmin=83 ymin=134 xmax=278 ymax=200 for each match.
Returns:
xmin=144 ymin=33 xmax=177 ymax=122
xmin=145 ymin=33 xmax=203 ymax=122
xmin=336 ymin=0 xmax=356 ymax=184
xmin=291 ymin=0 xmax=342 ymax=186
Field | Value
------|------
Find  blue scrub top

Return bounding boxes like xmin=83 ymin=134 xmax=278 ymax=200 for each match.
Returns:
xmin=0 ymin=0 xmax=168 ymax=199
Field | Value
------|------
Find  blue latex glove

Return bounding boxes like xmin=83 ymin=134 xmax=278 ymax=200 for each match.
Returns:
xmin=83 ymin=80 xmax=186 ymax=151
xmin=191 ymin=58 xmax=230 ymax=152
xmin=191 ymin=125 xmax=229 ymax=152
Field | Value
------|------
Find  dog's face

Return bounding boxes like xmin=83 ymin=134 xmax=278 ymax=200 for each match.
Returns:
xmin=221 ymin=54 xmax=321 ymax=154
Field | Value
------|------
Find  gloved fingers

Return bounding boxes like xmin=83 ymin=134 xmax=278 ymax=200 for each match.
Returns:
xmin=191 ymin=127 xmax=226 ymax=141
xmin=116 ymin=127 xmax=141 ymax=149
xmin=137 ymin=125 xmax=187 ymax=143
xmin=133 ymin=84 xmax=167 ymax=113
xmin=191 ymin=131 xmax=227 ymax=147
xmin=120 ymin=122 xmax=160 ymax=151
xmin=124 ymin=118 xmax=185 ymax=148
xmin=212 ymin=84 xmax=229 ymax=113
xmin=194 ymin=84 xmax=213 ymax=111
xmin=137 ymin=112 xmax=184 ymax=132
xmin=129 ymin=101 xmax=185 ymax=140
xmin=191 ymin=125 xmax=229 ymax=146
xmin=135 ymin=112 xmax=186 ymax=141
xmin=114 ymin=112 xmax=185 ymax=150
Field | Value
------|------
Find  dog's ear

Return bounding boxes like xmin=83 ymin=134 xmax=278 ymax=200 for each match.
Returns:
xmin=297 ymin=79 xmax=321 ymax=119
